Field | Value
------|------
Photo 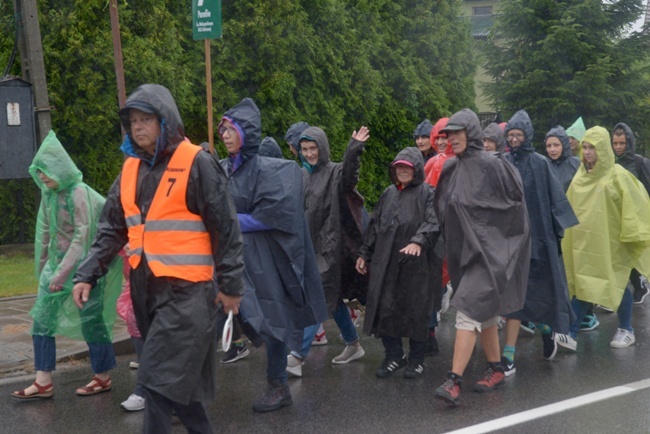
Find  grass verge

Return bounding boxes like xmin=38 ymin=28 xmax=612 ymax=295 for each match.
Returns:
xmin=0 ymin=253 xmax=37 ymax=298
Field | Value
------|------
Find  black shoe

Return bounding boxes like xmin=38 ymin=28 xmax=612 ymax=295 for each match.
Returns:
xmin=542 ymin=332 xmax=557 ymax=361
xmin=375 ymin=356 xmax=407 ymax=378
xmin=252 ymin=380 xmax=292 ymax=412
xmin=500 ymin=356 xmax=516 ymax=377
xmin=633 ymin=278 xmax=650 ymax=304
xmin=424 ymin=335 xmax=439 ymax=357
xmin=221 ymin=342 xmax=250 ymax=364
xmin=403 ymin=361 xmax=425 ymax=379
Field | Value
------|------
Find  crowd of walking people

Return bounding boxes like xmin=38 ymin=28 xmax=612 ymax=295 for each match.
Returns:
xmin=10 ymin=83 xmax=650 ymax=433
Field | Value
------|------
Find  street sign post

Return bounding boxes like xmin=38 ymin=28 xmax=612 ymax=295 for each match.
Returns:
xmin=192 ymin=0 xmax=222 ymax=153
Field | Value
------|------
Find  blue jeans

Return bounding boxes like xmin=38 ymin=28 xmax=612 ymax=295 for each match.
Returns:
xmin=132 ymin=337 xmax=145 ymax=397
xmin=33 ymin=335 xmax=116 ymax=373
xmin=262 ymin=334 xmax=288 ymax=383
xmin=294 ymin=299 xmax=359 ymax=358
xmin=568 ymin=288 xmax=633 ymax=338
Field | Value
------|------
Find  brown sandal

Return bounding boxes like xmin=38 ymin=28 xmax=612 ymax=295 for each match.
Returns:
xmin=11 ymin=381 xmax=54 ymax=400
xmin=76 ymin=376 xmax=112 ymax=396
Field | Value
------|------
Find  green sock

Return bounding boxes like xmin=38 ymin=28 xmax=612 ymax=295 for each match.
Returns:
xmin=536 ymin=323 xmax=552 ymax=334
xmin=503 ymin=345 xmax=515 ymax=363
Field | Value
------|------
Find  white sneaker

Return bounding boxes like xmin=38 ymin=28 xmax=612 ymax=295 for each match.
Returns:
xmin=440 ymin=284 xmax=453 ymax=314
xmin=129 ymin=361 xmax=139 ymax=369
xmin=121 ymin=394 xmax=145 ymax=411
xmin=286 ymin=354 xmax=303 ymax=377
xmin=555 ymin=333 xmax=577 ymax=351
xmin=610 ymin=328 xmax=635 ymax=348
xmin=332 ymin=344 xmax=365 ymax=364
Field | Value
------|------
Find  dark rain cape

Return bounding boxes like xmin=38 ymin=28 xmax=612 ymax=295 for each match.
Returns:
xmin=220 ymin=99 xmax=327 ymax=345
xmin=300 ymin=126 xmax=368 ymax=312
xmin=414 ymin=119 xmax=436 ymax=162
xmin=505 ymin=111 xmax=578 ymax=333
xmin=613 ymin=122 xmax=650 ymax=195
xmin=545 ymin=125 xmax=580 ymax=192
xmin=482 ymin=122 xmax=507 ymax=153
xmin=359 ymin=147 xmax=440 ymax=341
xmin=563 ymin=126 xmax=650 ymax=310
xmin=435 ymin=109 xmax=531 ymax=322
xmin=29 ymin=130 xmax=122 ymax=343
xmin=75 ymin=84 xmax=245 ymax=406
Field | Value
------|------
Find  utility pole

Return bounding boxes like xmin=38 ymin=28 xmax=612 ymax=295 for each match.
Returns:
xmin=13 ymin=0 xmax=51 ymax=144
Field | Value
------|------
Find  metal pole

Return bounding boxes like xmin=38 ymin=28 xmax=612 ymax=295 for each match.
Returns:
xmin=205 ymin=38 xmax=214 ymax=154
xmin=109 ymin=0 xmax=127 ymax=139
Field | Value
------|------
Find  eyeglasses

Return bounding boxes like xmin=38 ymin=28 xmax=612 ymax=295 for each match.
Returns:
xmin=506 ymin=133 xmax=525 ymax=141
xmin=219 ymin=126 xmax=237 ymax=136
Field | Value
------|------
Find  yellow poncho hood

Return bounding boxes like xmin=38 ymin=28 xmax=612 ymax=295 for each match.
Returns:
xmin=562 ymin=126 xmax=650 ymax=310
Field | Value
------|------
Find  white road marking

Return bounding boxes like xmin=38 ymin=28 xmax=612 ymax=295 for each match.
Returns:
xmin=445 ymin=379 xmax=650 ymax=434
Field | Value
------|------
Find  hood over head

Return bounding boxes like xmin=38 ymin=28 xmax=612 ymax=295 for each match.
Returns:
xmin=284 ymin=121 xmax=310 ymax=152
xmin=220 ymin=97 xmax=262 ymax=159
xmin=482 ymin=122 xmax=507 ymax=152
xmin=430 ymin=117 xmax=452 ymax=155
xmin=505 ymin=109 xmax=534 ymax=151
xmin=566 ymin=117 xmax=586 ymax=141
xmin=299 ymin=126 xmax=331 ymax=166
xmin=413 ymin=119 xmax=433 ymax=138
xmin=259 ymin=136 xmax=283 ymax=158
xmin=545 ymin=125 xmax=572 ymax=161
xmin=441 ymin=109 xmax=484 ymax=153
xmin=612 ymin=122 xmax=636 ymax=156
xmin=389 ymin=147 xmax=425 ymax=186
xmin=118 ymin=84 xmax=185 ymax=160
xmin=29 ymin=130 xmax=82 ymax=192
xmin=583 ymin=126 xmax=615 ymax=175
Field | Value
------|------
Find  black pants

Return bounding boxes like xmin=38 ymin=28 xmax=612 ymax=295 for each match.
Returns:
xmin=143 ymin=387 xmax=213 ymax=434
xmin=381 ymin=335 xmax=427 ymax=364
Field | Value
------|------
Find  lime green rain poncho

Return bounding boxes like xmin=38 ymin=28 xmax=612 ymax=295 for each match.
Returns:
xmin=562 ymin=126 xmax=650 ymax=311
xmin=566 ymin=117 xmax=586 ymax=141
xmin=28 ymin=130 xmax=122 ymax=343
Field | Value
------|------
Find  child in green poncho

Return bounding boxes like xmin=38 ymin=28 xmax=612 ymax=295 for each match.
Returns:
xmin=11 ymin=130 xmax=122 ymax=400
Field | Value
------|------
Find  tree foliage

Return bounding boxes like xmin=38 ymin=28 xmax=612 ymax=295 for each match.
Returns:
xmin=483 ymin=0 xmax=650 ymax=150
xmin=0 ymin=0 xmax=475 ymax=243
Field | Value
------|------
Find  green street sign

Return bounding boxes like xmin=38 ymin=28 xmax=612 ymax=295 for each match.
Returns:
xmin=192 ymin=0 xmax=222 ymax=40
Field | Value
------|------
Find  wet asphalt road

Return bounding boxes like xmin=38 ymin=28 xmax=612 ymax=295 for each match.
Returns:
xmin=2 ymin=305 xmax=650 ymax=434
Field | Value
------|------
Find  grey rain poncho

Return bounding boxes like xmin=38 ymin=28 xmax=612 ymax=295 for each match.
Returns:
xmin=545 ymin=125 xmax=580 ymax=192
xmin=220 ymin=98 xmax=328 ymax=346
xmin=435 ymin=109 xmax=531 ymax=322
xmin=613 ymin=122 xmax=650 ymax=195
xmin=359 ymin=147 xmax=440 ymax=341
xmin=300 ymin=126 xmax=368 ymax=312
xmin=29 ymin=130 xmax=122 ymax=343
xmin=505 ymin=111 xmax=578 ymax=333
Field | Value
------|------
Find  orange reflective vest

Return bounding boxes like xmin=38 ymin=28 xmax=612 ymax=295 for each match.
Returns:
xmin=120 ymin=140 xmax=214 ymax=282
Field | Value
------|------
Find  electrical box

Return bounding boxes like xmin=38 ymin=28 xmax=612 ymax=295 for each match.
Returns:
xmin=0 ymin=78 xmax=37 ymax=179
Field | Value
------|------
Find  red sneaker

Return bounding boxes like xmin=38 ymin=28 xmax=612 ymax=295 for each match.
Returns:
xmin=473 ymin=364 xmax=505 ymax=393
xmin=435 ymin=376 xmax=462 ymax=405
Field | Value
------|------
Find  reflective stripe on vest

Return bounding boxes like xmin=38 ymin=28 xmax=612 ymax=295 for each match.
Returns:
xmin=119 ymin=140 xmax=214 ymax=281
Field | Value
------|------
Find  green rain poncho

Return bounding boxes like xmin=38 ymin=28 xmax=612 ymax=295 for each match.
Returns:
xmin=566 ymin=117 xmax=586 ymax=141
xmin=562 ymin=126 xmax=650 ymax=311
xmin=28 ymin=130 xmax=122 ymax=343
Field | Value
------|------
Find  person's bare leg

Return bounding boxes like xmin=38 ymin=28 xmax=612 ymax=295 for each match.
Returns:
xmin=480 ymin=324 xmax=501 ymax=362
xmin=451 ymin=329 xmax=477 ymax=375
xmin=504 ymin=318 xmax=521 ymax=347
xmin=15 ymin=371 xmax=52 ymax=396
